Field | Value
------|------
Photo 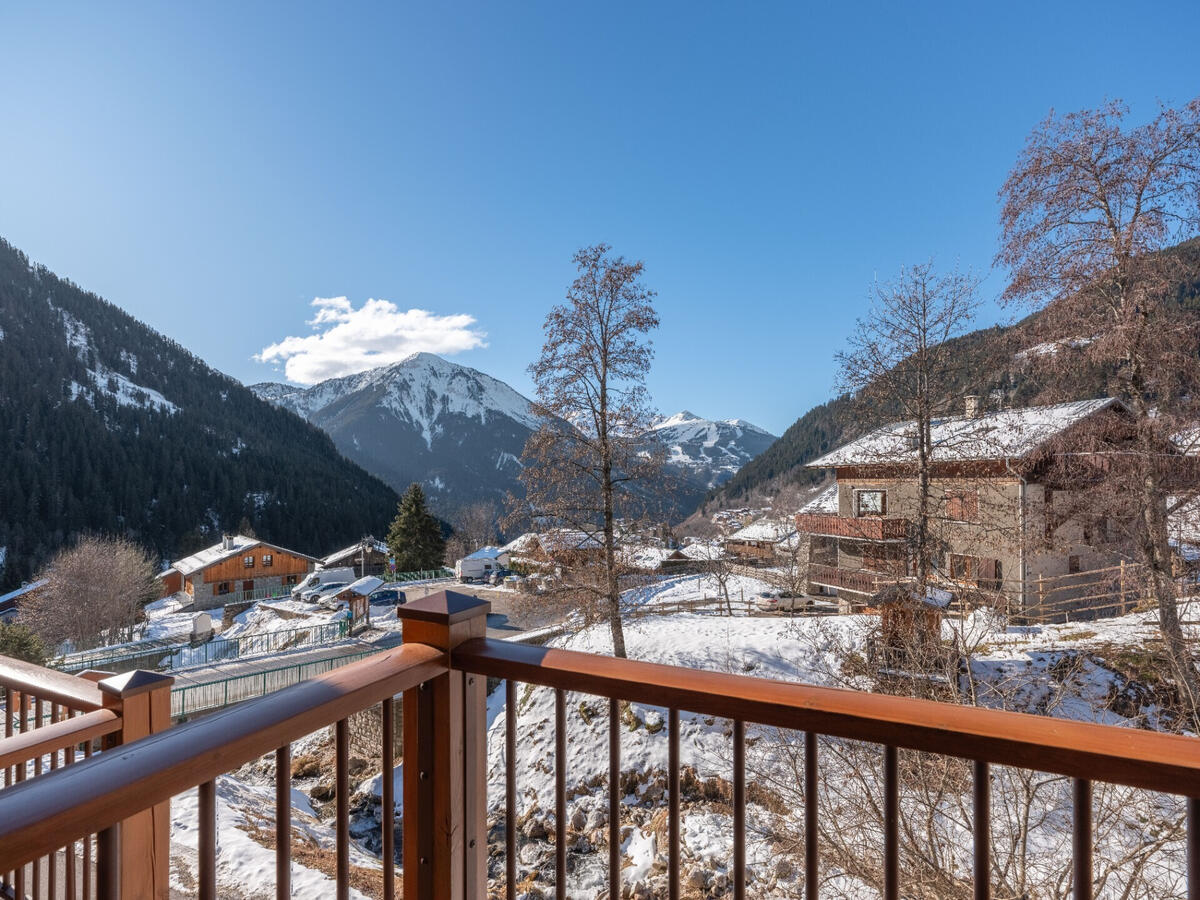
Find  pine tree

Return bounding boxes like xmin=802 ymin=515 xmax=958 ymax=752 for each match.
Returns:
xmin=0 ymin=621 xmax=47 ymax=665
xmin=386 ymin=483 xmax=446 ymax=571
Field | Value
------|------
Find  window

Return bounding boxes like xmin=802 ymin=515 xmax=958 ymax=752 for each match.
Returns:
xmin=216 ymin=581 xmax=233 ymax=596
xmin=855 ymin=490 xmax=887 ymax=517
xmin=1068 ymin=555 xmax=1081 ymax=574
xmin=284 ymin=574 xmax=301 ymax=586
xmin=949 ymin=554 xmax=1001 ymax=590
xmin=945 ymin=489 xmax=978 ymax=522
xmin=243 ymin=555 xmax=255 ymax=568
xmin=863 ymin=544 xmax=905 ymax=575
xmin=262 ymin=554 xmax=273 ymax=567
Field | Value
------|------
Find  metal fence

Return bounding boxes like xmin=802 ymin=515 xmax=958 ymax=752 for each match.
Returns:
xmin=57 ymin=620 xmax=351 ymax=675
xmin=170 ymin=647 xmax=376 ymax=718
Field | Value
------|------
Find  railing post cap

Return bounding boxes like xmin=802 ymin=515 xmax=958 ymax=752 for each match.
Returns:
xmin=395 ymin=589 xmax=490 ymax=625
xmin=98 ymin=669 xmax=175 ymax=699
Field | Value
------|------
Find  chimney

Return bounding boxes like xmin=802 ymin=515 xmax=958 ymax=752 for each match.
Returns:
xmin=963 ymin=395 xmax=981 ymax=418
xmin=221 ymin=534 xmax=233 ymax=550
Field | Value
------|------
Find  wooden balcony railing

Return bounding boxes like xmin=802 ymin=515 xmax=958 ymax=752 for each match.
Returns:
xmin=795 ymin=512 xmax=909 ymax=541
xmin=807 ymin=562 xmax=894 ymax=595
xmin=2 ymin=589 xmax=1200 ymax=900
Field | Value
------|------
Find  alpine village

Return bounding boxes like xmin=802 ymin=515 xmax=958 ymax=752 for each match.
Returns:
xmin=2 ymin=6 xmax=1200 ymax=900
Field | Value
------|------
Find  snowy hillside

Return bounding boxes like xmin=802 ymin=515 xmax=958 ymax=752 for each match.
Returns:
xmin=649 ymin=411 xmax=777 ymax=488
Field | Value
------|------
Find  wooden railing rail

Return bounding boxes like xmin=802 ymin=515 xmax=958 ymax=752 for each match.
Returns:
xmin=0 ymin=642 xmax=445 ymax=876
xmin=0 ymin=707 xmax=119 ymax=771
xmin=0 ymin=655 xmax=108 ymax=712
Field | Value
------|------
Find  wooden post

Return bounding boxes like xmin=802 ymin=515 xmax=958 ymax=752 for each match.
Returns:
xmin=397 ymin=591 xmax=490 ymax=900
xmin=99 ymin=670 xmax=175 ymax=900
xmin=1119 ymin=560 xmax=1127 ymax=615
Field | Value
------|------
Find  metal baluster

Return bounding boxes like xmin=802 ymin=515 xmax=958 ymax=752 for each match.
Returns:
xmin=1073 ymin=778 xmax=1092 ymax=900
xmin=668 ymin=707 xmax=680 ymax=900
xmin=276 ymin=744 xmax=291 ymax=900
xmin=805 ymin=732 xmax=818 ymax=900
xmin=555 ymin=688 xmax=566 ymax=900
xmin=883 ymin=745 xmax=898 ymax=900
xmin=336 ymin=718 xmax=350 ymax=900
xmin=733 ymin=719 xmax=745 ymax=900
xmin=506 ymin=680 xmax=517 ymax=900
xmin=382 ymin=698 xmax=395 ymax=900
xmin=974 ymin=760 xmax=990 ymax=900
xmin=1187 ymin=796 xmax=1198 ymax=900
xmin=199 ymin=779 xmax=216 ymax=900
xmin=611 ymin=698 xmax=623 ymax=900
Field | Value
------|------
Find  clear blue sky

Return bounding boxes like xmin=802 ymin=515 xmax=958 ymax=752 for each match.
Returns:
xmin=1 ymin=2 xmax=1197 ymax=434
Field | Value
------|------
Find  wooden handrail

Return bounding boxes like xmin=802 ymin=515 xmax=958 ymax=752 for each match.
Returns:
xmin=0 ymin=643 xmax=447 ymax=872
xmin=0 ymin=656 xmax=107 ymax=711
xmin=0 ymin=708 xmax=120 ymax=770
xmin=453 ymin=637 xmax=1200 ymax=797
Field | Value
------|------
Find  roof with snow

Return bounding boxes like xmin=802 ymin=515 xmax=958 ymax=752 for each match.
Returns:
xmin=463 ymin=546 xmax=507 ymax=561
xmin=169 ymin=535 xmax=316 ymax=577
xmin=808 ymin=399 xmax=1120 ymax=468
xmin=0 ymin=579 xmax=47 ymax=609
xmin=322 ymin=537 xmax=388 ymax=567
xmin=339 ymin=576 xmax=385 ymax=597
xmin=799 ymin=484 xmax=839 ymax=515
xmin=726 ymin=519 xmax=797 ymax=544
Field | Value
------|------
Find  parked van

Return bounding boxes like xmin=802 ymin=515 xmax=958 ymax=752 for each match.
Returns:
xmin=292 ymin=567 xmax=356 ymax=601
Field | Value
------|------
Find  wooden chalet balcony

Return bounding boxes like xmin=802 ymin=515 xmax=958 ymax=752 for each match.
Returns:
xmin=808 ymin=562 xmax=893 ymax=595
xmin=795 ymin=512 xmax=909 ymax=541
xmin=3 ymin=589 xmax=1200 ymax=900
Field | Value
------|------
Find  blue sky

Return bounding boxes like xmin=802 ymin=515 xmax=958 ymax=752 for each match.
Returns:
xmin=1 ymin=2 xmax=1197 ymax=434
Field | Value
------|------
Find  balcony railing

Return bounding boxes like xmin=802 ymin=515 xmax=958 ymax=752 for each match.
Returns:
xmin=795 ymin=512 xmax=909 ymax=541
xmin=808 ymin=562 xmax=896 ymax=595
xmin=3 ymin=589 xmax=1200 ymax=900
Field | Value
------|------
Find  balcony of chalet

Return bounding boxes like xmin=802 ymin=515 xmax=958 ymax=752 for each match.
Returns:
xmin=2 ymin=589 xmax=1200 ymax=900
xmin=794 ymin=512 xmax=909 ymax=542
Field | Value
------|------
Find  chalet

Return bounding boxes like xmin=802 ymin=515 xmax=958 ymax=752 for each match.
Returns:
xmin=0 ymin=579 xmax=47 ymax=622
xmin=502 ymin=530 xmax=606 ymax=572
xmin=723 ymin=518 xmax=799 ymax=564
xmin=797 ymin=397 xmax=1145 ymax=619
xmin=322 ymin=536 xmax=390 ymax=578
xmin=159 ymin=535 xmax=318 ymax=607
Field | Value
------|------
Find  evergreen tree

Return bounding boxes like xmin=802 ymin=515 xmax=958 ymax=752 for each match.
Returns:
xmin=386 ymin=484 xmax=446 ymax=571
xmin=0 ymin=621 xmax=47 ymax=665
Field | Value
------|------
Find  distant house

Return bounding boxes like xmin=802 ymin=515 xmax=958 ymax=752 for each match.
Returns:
xmin=723 ymin=519 xmax=798 ymax=564
xmin=322 ymin=536 xmax=390 ymax=578
xmin=797 ymin=398 xmax=1151 ymax=619
xmin=501 ymin=530 xmax=606 ymax=572
xmin=455 ymin=546 xmax=511 ymax=582
xmin=0 ymin=579 xmax=47 ymax=622
xmin=159 ymin=535 xmax=317 ymax=607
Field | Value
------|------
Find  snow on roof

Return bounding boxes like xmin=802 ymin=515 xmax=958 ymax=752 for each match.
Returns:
xmin=799 ymin=484 xmax=839 ymax=515
xmin=322 ymin=537 xmax=388 ymax=567
xmin=342 ymin=576 xmax=385 ymax=596
xmin=171 ymin=535 xmax=315 ymax=577
xmin=500 ymin=533 xmax=540 ymax=555
xmin=726 ymin=519 xmax=796 ymax=544
xmin=808 ymin=398 xmax=1120 ymax=468
xmin=464 ymin=546 xmax=507 ymax=561
xmin=0 ymin=579 xmax=47 ymax=607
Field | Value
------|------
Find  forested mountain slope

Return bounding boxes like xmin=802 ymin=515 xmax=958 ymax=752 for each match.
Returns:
xmin=0 ymin=238 xmax=398 ymax=590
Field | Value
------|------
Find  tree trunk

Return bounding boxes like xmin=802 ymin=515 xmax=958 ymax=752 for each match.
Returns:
xmin=1140 ymin=472 xmax=1200 ymax=721
xmin=601 ymin=425 xmax=627 ymax=659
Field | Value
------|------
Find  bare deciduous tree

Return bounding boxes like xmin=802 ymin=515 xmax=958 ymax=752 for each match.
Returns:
xmin=24 ymin=535 xmax=159 ymax=651
xmin=445 ymin=501 xmax=500 ymax=565
xmin=837 ymin=263 xmax=982 ymax=598
xmin=997 ymin=96 xmax=1200 ymax=713
xmin=520 ymin=244 xmax=663 ymax=658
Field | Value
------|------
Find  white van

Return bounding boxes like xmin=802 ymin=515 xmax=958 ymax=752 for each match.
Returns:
xmin=292 ymin=567 xmax=356 ymax=601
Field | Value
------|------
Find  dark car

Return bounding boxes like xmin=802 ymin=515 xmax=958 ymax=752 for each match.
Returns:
xmin=369 ymin=588 xmax=407 ymax=606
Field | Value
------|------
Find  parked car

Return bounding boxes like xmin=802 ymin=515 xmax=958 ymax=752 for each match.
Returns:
xmin=304 ymin=581 xmax=350 ymax=603
xmin=487 ymin=567 xmax=513 ymax=586
xmin=755 ymin=591 xmax=808 ymax=613
xmin=292 ymin=567 xmax=356 ymax=601
xmin=369 ymin=587 xmax=407 ymax=606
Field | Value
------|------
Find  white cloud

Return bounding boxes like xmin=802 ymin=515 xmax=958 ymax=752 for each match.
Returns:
xmin=257 ymin=297 xmax=488 ymax=384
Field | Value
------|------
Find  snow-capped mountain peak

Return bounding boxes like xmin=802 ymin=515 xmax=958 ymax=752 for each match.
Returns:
xmin=649 ymin=412 xmax=778 ymax=489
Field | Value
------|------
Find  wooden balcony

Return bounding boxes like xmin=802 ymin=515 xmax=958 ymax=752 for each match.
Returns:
xmin=808 ymin=562 xmax=892 ymax=595
xmin=795 ymin=512 xmax=909 ymax=541
xmin=4 ymin=589 xmax=1200 ymax=899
